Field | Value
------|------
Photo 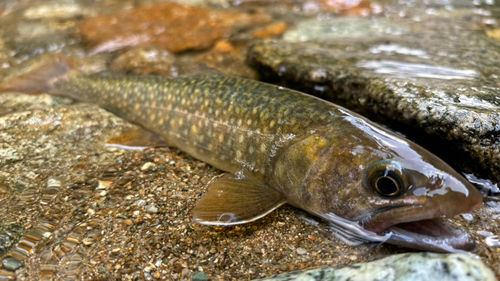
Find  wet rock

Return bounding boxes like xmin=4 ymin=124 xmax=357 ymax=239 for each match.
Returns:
xmin=0 ymin=92 xmax=72 ymax=116
xmin=197 ymin=40 xmax=259 ymax=79
xmin=252 ymin=22 xmax=288 ymax=39
xmin=78 ymin=2 xmax=272 ymax=54
xmin=109 ymin=46 xmax=178 ymax=77
xmin=256 ymin=253 xmax=496 ymax=281
xmin=234 ymin=0 xmax=377 ymax=15
xmin=247 ymin=13 xmax=500 ymax=182
xmin=282 ymin=17 xmax=409 ymax=42
xmin=22 ymin=1 xmax=94 ymax=19
xmin=0 ymin=5 xmax=79 ymax=59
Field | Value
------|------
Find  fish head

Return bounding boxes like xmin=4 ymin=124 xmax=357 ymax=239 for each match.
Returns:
xmin=353 ymin=147 xmax=483 ymax=253
xmin=278 ymin=111 xmax=482 ymax=252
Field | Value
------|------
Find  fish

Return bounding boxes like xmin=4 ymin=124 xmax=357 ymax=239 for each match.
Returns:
xmin=0 ymin=56 xmax=482 ymax=253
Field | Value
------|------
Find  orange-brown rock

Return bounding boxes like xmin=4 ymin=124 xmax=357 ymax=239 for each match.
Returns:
xmin=78 ymin=2 xmax=272 ymax=54
xmin=252 ymin=22 xmax=288 ymax=39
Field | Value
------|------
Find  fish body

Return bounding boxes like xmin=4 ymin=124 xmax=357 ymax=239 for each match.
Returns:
xmin=0 ymin=57 xmax=482 ymax=252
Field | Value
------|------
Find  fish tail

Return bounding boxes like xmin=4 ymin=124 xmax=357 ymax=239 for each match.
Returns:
xmin=0 ymin=55 xmax=73 ymax=95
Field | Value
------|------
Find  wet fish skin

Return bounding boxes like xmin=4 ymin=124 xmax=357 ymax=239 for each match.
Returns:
xmin=0 ymin=57 xmax=483 ymax=252
xmin=55 ymin=72 xmax=335 ymax=177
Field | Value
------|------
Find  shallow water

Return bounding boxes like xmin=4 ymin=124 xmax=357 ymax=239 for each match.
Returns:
xmin=0 ymin=0 xmax=499 ymax=280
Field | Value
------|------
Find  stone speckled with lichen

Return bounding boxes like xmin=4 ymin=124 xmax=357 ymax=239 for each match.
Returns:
xmin=256 ymin=253 xmax=496 ymax=281
xmin=247 ymin=14 xmax=500 ymax=182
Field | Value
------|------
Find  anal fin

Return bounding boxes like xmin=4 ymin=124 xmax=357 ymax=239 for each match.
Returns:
xmin=105 ymin=127 xmax=173 ymax=149
xmin=193 ymin=172 xmax=286 ymax=226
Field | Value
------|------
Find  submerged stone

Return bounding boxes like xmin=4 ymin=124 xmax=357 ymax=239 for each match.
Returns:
xmin=256 ymin=253 xmax=496 ymax=281
xmin=192 ymin=271 xmax=210 ymax=281
xmin=2 ymin=257 xmax=24 ymax=271
xmin=0 ymin=224 xmax=23 ymax=257
xmin=78 ymin=2 xmax=272 ymax=54
xmin=247 ymin=12 xmax=500 ymax=182
xmin=197 ymin=40 xmax=259 ymax=79
xmin=109 ymin=46 xmax=178 ymax=77
xmin=283 ymin=17 xmax=408 ymax=42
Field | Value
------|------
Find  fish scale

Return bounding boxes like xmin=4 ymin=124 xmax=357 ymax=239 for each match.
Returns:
xmin=55 ymin=73 xmax=340 ymax=176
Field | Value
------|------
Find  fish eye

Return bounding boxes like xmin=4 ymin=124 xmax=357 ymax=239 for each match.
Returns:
xmin=374 ymin=175 xmax=400 ymax=196
xmin=365 ymin=160 xmax=407 ymax=197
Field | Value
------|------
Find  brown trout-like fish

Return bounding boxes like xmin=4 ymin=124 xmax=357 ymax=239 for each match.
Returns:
xmin=0 ymin=57 xmax=482 ymax=252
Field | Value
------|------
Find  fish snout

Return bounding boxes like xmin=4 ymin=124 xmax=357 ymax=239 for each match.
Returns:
xmin=427 ymin=176 xmax=483 ymax=218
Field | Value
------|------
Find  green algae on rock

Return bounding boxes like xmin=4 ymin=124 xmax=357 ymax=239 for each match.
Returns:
xmin=255 ymin=252 xmax=496 ymax=281
xmin=247 ymin=16 xmax=500 ymax=183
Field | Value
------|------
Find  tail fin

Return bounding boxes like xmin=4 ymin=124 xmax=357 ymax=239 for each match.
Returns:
xmin=0 ymin=55 xmax=73 ymax=95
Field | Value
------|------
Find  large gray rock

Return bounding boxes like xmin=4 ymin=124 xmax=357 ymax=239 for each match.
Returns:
xmin=247 ymin=13 xmax=500 ymax=183
xmin=255 ymin=252 xmax=496 ymax=281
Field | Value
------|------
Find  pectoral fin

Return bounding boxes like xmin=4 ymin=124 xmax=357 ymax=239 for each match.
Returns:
xmin=105 ymin=127 xmax=173 ymax=149
xmin=193 ymin=173 xmax=286 ymax=226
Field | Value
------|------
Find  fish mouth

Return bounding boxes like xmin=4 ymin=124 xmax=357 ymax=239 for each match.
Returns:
xmin=382 ymin=217 xmax=476 ymax=253
xmin=363 ymin=205 xmax=476 ymax=253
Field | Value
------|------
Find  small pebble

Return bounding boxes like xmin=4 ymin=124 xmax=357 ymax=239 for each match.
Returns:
xmin=146 ymin=204 xmax=158 ymax=213
xmin=485 ymin=235 xmax=500 ymax=247
xmin=136 ymin=199 xmax=147 ymax=207
xmin=144 ymin=272 xmax=153 ymax=280
xmin=47 ymin=178 xmax=62 ymax=188
xmin=296 ymin=248 xmax=307 ymax=255
xmin=97 ymin=180 xmax=111 ymax=190
xmin=141 ymin=162 xmax=157 ymax=171
xmin=98 ymin=266 xmax=106 ymax=273
xmin=477 ymin=230 xmax=494 ymax=237
xmin=192 ymin=271 xmax=210 ymax=281
xmin=2 ymin=257 xmax=24 ymax=271
xmin=82 ymin=238 xmax=95 ymax=246
xmin=461 ymin=213 xmax=474 ymax=221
